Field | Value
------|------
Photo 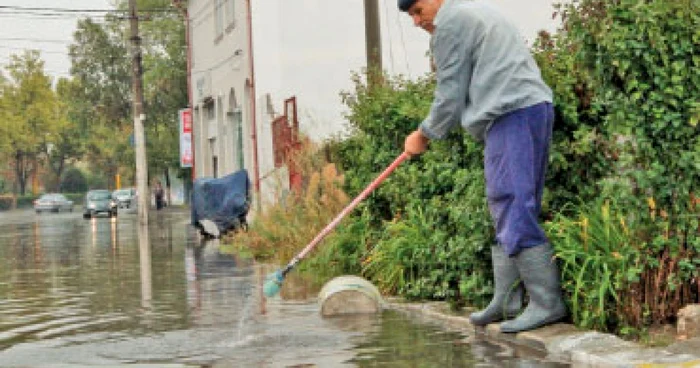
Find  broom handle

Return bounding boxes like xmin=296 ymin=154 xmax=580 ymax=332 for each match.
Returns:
xmin=293 ymin=152 xmax=410 ymax=262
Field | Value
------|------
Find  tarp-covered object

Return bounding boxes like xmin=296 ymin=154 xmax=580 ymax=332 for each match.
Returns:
xmin=192 ymin=170 xmax=250 ymax=237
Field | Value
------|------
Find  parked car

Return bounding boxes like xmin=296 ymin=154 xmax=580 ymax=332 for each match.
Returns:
xmin=83 ymin=189 xmax=117 ymax=219
xmin=34 ymin=193 xmax=74 ymax=213
xmin=112 ymin=188 xmax=137 ymax=209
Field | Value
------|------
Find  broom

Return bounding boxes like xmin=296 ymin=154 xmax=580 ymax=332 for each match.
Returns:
xmin=263 ymin=152 xmax=410 ymax=297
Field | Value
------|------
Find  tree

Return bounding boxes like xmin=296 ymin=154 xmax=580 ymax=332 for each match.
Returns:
xmin=42 ymin=78 xmax=89 ymax=191
xmin=66 ymin=4 xmax=189 ymax=190
xmin=68 ymin=17 xmax=133 ymax=188
xmin=0 ymin=51 xmax=59 ymax=195
xmin=104 ymin=0 xmax=189 ymax=195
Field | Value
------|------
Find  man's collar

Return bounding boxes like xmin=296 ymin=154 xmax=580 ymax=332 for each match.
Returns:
xmin=434 ymin=0 xmax=456 ymax=28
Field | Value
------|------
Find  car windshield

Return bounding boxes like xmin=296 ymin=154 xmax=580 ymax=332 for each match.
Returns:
xmin=88 ymin=191 xmax=111 ymax=200
xmin=114 ymin=189 xmax=131 ymax=196
xmin=40 ymin=194 xmax=62 ymax=201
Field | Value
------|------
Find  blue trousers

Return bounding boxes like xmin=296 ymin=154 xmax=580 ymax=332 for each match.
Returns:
xmin=484 ymin=102 xmax=554 ymax=257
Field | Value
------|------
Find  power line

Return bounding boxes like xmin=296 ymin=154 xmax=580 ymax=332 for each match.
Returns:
xmin=382 ymin=0 xmax=396 ymax=73
xmin=0 ymin=5 xmax=175 ymax=13
xmin=396 ymin=11 xmax=412 ymax=77
xmin=0 ymin=45 xmax=68 ymax=55
xmin=0 ymin=37 xmax=70 ymax=44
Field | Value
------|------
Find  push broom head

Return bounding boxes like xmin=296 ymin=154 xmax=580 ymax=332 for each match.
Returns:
xmin=263 ymin=270 xmax=285 ymax=298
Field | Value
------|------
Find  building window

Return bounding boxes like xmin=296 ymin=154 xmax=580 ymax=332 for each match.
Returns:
xmin=205 ymin=100 xmax=215 ymax=121
xmin=214 ymin=0 xmax=224 ymax=39
xmin=225 ymin=0 xmax=235 ymax=29
xmin=232 ymin=109 xmax=244 ymax=170
xmin=205 ymin=100 xmax=217 ymax=139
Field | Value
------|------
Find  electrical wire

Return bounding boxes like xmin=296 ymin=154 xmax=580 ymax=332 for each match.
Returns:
xmin=382 ymin=0 xmax=396 ymax=74
xmin=396 ymin=10 xmax=412 ymax=77
xmin=0 ymin=5 xmax=175 ymax=13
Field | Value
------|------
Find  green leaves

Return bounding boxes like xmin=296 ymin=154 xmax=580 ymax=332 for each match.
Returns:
xmin=0 ymin=51 xmax=62 ymax=194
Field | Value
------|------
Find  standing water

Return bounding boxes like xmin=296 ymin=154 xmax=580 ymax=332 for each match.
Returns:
xmin=0 ymin=208 xmax=568 ymax=367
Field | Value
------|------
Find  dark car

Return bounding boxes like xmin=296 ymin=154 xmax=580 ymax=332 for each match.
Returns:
xmin=112 ymin=188 xmax=137 ymax=209
xmin=83 ymin=189 xmax=117 ymax=219
xmin=34 ymin=193 xmax=74 ymax=213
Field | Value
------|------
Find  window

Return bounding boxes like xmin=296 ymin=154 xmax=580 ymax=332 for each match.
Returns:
xmin=205 ymin=100 xmax=217 ymax=139
xmin=225 ymin=0 xmax=235 ymax=29
xmin=214 ymin=0 xmax=224 ymax=39
xmin=232 ymin=109 xmax=244 ymax=170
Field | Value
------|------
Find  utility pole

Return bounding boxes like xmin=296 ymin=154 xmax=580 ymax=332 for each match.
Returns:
xmin=129 ymin=0 xmax=149 ymax=226
xmin=364 ymin=0 xmax=382 ymax=83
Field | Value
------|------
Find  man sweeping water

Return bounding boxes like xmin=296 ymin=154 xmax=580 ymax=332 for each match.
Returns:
xmin=399 ymin=0 xmax=567 ymax=332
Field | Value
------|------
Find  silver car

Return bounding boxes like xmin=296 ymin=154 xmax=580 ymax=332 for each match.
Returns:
xmin=34 ymin=193 xmax=74 ymax=213
xmin=83 ymin=190 xmax=118 ymax=219
xmin=112 ymin=188 xmax=137 ymax=209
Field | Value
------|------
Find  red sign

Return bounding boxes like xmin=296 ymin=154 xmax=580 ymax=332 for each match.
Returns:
xmin=182 ymin=109 xmax=192 ymax=133
xmin=179 ymin=108 xmax=193 ymax=168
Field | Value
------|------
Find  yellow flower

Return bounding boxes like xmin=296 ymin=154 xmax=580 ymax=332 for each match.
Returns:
xmin=647 ymin=197 xmax=656 ymax=210
xmin=619 ymin=216 xmax=628 ymax=235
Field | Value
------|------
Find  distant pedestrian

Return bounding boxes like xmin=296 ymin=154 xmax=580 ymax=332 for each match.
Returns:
xmin=154 ymin=181 xmax=165 ymax=210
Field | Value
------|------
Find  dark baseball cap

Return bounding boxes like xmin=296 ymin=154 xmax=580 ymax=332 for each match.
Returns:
xmin=398 ymin=0 xmax=417 ymax=12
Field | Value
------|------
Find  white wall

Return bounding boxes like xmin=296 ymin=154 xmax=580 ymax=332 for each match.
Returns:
xmin=250 ymin=0 xmax=562 ymax=143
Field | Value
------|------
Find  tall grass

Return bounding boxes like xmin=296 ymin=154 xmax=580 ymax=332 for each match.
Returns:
xmin=226 ymin=140 xmax=349 ymax=264
xmin=546 ymin=200 xmax=642 ymax=332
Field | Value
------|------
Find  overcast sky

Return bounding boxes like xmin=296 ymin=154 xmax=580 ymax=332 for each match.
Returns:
xmin=1 ymin=0 xmax=562 ymax=80
xmin=0 ymin=0 xmax=113 ymax=79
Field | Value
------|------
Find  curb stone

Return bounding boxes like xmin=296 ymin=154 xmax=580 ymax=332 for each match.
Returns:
xmin=386 ymin=300 xmax=700 ymax=367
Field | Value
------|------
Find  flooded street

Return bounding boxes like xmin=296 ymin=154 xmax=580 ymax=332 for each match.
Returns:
xmin=0 ymin=208 xmax=567 ymax=367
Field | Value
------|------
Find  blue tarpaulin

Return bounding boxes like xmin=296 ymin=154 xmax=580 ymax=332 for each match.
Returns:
xmin=191 ymin=170 xmax=250 ymax=237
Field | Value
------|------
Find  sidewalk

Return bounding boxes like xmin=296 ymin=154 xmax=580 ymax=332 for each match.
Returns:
xmin=387 ymin=300 xmax=700 ymax=368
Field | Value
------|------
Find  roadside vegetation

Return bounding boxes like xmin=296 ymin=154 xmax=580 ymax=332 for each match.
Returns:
xmin=228 ymin=0 xmax=699 ymax=340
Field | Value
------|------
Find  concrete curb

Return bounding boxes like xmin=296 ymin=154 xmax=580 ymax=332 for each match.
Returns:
xmin=386 ymin=300 xmax=700 ymax=367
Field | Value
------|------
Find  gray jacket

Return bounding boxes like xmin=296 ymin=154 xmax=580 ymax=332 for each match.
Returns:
xmin=419 ymin=0 xmax=553 ymax=141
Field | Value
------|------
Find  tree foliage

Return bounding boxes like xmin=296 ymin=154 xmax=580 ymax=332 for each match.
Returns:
xmin=532 ymin=0 xmax=699 ymax=333
xmin=0 ymin=51 xmax=59 ymax=194
xmin=66 ymin=1 xmax=188 ymax=187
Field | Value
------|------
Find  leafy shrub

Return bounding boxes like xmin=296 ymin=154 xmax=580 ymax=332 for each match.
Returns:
xmin=537 ymin=0 xmax=699 ymax=334
xmin=0 ymin=195 xmax=13 ymax=211
xmin=60 ymin=167 xmax=88 ymax=193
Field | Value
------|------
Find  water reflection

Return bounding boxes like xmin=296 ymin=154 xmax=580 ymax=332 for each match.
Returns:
xmin=0 ymin=209 xmax=569 ymax=367
xmin=138 ymin=224 xmax=152 ymax=310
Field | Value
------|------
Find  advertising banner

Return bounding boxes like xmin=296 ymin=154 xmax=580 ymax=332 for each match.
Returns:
xmin=179 ymin=108 xmax=193 ymax=168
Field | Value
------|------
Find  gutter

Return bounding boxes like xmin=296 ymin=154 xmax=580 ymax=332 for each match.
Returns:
xmin=246 ymin=0 xmax=261 ymax=212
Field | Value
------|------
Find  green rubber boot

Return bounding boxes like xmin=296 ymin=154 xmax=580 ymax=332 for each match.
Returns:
xmin=500 ymin=243 xmax=567 ymax=333
xmin=469 ymin=245 xmax=523 ymax=326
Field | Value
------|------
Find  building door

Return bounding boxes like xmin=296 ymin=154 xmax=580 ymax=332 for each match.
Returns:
xmin=233 ymin=109 xmax=244 ymax=170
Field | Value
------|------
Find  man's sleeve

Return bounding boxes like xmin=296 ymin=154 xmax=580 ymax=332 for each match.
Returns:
xmin=419 ymin=17 xmax=480 ymax=140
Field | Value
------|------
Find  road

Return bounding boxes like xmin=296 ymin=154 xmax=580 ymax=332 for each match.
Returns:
xmin=0 ymin=207 xmax=566 ymax=367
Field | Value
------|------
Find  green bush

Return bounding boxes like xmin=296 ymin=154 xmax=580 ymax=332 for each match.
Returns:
xmin=0 ymin=195 xmax=13 ymax=211
xmin=534 ymin=0 xmax=699 ymax=334
xmin=61 ymin=167 xmax=88 ymax=193
xmin=316 ymin=0 xmax=699 ymax=335
xmin=320 ymin=74 xmax=495 ymax=308
xmin=16 ymin=195 xmax=37 ymax=209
